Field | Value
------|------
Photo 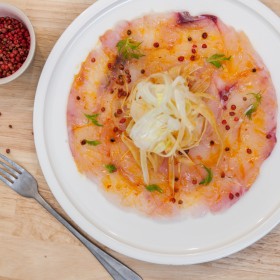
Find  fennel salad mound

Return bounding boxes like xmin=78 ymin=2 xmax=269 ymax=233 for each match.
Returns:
xmin=67 ymin=11 xmax=277 ymax=217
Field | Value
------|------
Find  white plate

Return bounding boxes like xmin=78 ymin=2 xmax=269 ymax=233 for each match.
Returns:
xmin=34 ymin=0 xmax=280 ymax=265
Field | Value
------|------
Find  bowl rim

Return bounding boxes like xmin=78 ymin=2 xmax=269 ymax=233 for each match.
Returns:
xmin=0 ymin=3 xmax=36 ymax=85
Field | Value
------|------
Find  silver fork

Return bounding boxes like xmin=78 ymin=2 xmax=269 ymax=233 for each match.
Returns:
xmin=0 ymin=153 xmax=142 ymax=280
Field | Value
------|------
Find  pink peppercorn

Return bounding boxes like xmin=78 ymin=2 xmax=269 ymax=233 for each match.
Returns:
xmin=190 ymin=55 xmax=196 ymax=61
xmin=247 ymin=148 xmax=252 ymax=154
xmin=178 ymin=56 xmax=184 ymax=62
xmin=153 ymin=42 xmax=159 ymax=48
xmin=202 ymin=32 xmax=208 ymax=39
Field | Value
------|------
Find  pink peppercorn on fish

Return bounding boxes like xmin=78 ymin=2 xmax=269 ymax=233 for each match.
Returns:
xmin=67 ymin=12 xmax=277 ymax=217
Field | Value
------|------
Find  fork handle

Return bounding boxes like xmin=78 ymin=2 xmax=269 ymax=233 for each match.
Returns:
xmin=34 ymin=193 xmax=142 ymax=280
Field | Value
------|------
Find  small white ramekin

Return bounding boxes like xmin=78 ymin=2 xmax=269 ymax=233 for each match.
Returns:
xmin=0 ymin=3 xmax=36 ymax=85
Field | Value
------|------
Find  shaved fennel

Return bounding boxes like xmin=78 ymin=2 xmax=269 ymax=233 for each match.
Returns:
xmin=124 ymin=70 xmax=221 ymax=186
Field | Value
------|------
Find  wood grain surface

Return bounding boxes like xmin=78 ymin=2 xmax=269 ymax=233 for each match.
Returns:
xmin=0 ymin=1 xmax=279 ymax=279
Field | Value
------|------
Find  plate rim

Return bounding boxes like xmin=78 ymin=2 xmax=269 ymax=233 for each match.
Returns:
xmin=33 ymin=0 xmax=280 ymax=265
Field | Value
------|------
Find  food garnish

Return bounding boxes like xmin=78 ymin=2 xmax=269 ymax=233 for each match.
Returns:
xmin=116 ymin=37 xmax=145 ymax=60
xmin=199 ymin=166 xmax=213 ymax=186
xmin=85 ymin=140 xmax=101 ymax=146
xmin=105 ymin=164 xmax=117 ymax=173
xmin=245 ymin=92 xmax=262 ymax=119
xmin=207 ymin=54 xmax=231 ymax=68
xmin=85 ymin=113 xmax=103 ymax=127
xmin=123 ymin=68 xmax=222 ymax=186
xmin=145 ymin=184 xmax=164 ymax=193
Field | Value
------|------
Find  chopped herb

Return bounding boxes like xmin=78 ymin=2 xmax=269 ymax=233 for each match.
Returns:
xmin=250 ymin=92 xmax=262 ymax=103
xmin=244 ymin=104 xmax=256 ymax=119
xmin=85 ymin=114 xmax=103 ymax=127
xmin=105 ymin=164 xmax=117 ymax=173
xmin=207 ymin=53 xmax=231 ymax=68
xmin=116 ymin=37 xmax=145 ymax=60
xmin=199 ymin=166 xmax=213 ymax=186
xmin=245 ymin=92 xmax=262 ymax=119
xmin=145 ymin=184 xmax=163 ymax=193
xmin=85 ymin=140 xmax=101 ymax=146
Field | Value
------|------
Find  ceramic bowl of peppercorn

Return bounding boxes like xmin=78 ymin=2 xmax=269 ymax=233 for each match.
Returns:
xmin=0 ymin=3 xmax=35 ymax=85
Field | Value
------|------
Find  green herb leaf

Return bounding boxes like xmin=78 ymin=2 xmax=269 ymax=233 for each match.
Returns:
xmin=207 ymin=53 xmax=231 ymax=68
xmin=245 ymin=104 xmax=257 ymax=120
xmin=85 ymin=114 xmax=103 ymax=127
xmin=116 ymin=38 xmax=145 ymax=60
xmin=249 ymin=92 xmax=262 ymax=103
xmin=199 ymin=166 xmax=213 ymax=186
xmin=210 ymin=61 xmax=222 ymax=68
xmin=145 ymin=184 xmax=163 ymax=193
xmin=105 ymin=164 xmax=117 ymax=173
xmin=245 ymin=92 xmax=262 ymax=120
xmin=86 ymin=140 xmax=101 ymax=146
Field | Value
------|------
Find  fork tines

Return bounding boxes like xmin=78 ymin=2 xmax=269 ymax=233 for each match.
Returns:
xmin=0 ymin=153 xmax=23 ymax=186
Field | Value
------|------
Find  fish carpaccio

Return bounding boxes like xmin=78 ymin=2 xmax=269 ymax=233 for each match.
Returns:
xmin=67 ymin=12 xmax=277 ymax=217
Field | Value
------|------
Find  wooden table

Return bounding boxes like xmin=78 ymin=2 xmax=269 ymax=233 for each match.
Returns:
xmin=0 ymin=1 xmax=279 ymax=279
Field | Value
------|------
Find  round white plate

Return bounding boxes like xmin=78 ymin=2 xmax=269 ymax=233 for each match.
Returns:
xmin=34 ymin=0 xmax=280 ymax=265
